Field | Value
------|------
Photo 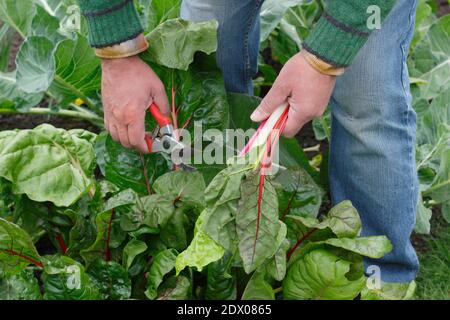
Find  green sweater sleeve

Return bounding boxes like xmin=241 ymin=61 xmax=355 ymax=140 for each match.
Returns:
xmin=78 ymin=0 xmax=143 ymax=48
xmin=303 ymin=1 xmax=397 ymax=67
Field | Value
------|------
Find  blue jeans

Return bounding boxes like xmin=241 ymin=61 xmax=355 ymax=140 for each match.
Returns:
xmin=181 ymin=0 xmax=419 ymax=283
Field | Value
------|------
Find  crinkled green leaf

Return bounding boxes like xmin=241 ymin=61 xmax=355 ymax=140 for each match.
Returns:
xmin=0 ymin=269 xmax=42 ymax=300
xmin=103 ymin=135 xmax=171 ymax=195
xmin=205 ymin=252 xmax=236 ymax=300
xmin=145 ymin=248 xmax=178 ymax=300
xmin=160 ymin=208 xmax=189 ymax=250
xmin=157 ymin=275 xmax=191 ymax=300
xmin=122 ymin=239 xmax=147 ymax=271
xmin=80 ymin=209 xmax=126 ymax=266
xmin=322 ymin=237 xmax=392 ymax=259
xmin=143 ymin=19 xmax=218 ymax=70
xmin=242 ymin=270 xmax=274 ymax=300
xmin=237 ymin=171 xmax=281 ymax=274
xmin=275 ymin=167 xmax=323 ymax=219
xmin=283 ymin=249 xmax=365 ymax=300
xmin=0 ymin=218 xmax=42 ymax=275
xmin=153 ymin=170 xmax=206 ymax=211
xmin=12 ymin=194 xmax=48 ymax=243
xmin=118 ymin=191 xmax=174 ymax=232
xmin=176 ymin=209 xmax=224 ymax=274
xmin=265 ymin=223 xmax=289 ymax=281
xmin=202 ymin=163 xmax=253 ymax=251
xmin=0 ymin=124 xmax=96 ymax=206
xmin=287 ymin=201 xmax=361 ymax=239
xmin=87 ymin=259 xmax=131 ymax=300
xmin=325 ymin=201 xmax=361 ymax=238
xmin=361 ymin=280 xmax=417 ymax=300
xmin=42 ymin=255 xmax=100 ymax=300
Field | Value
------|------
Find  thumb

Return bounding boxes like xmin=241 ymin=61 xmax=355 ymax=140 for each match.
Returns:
xmin=251 ymin=81 xmax=289 ymax=122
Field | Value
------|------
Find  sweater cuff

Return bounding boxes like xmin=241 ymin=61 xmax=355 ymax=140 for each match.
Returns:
xmin=81 ymin=0 xmax=144 ymax=48
xmin=302 ymin=14 xmax=369 ymax=68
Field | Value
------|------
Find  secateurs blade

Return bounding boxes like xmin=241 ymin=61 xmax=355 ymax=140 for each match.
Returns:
xmin=144 ymin=103 xmax=196 ymax=172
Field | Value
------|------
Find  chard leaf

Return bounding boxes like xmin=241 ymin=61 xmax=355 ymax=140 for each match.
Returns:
xmin=289 ymin=236 xmax=393 ymax=265
xmin=321 ymin=237 xmax=392 ymax=259
xmin=175 ymin=209 xmax=224 ymax=274
xmin=0 ymin=218 xmax=42 ymax=275
xmin=143 ymin=19 xmax=218 ymax=70
xmin=237 ymin=171 xmax=281 ymax=274
xmin=102 ymin=135 xmax=171 ymax=195
xmin=283 ymin=249 xmax=366 ymax=300
xmin=42 ymin=255 xmax=100 ymax=300
xmin=361 ymin=280 xmax=417 ymax=300
xmin=12 ymin=194 xmax=48 ymax=243
xmin=0 ymin=0 xmax=36 ymax=38
xmin=87 ymin=259 xmax=131 ymax=300
xmin=275 ymin=167 xmax=323 ymax=219
xmin=160 ymin=208 xmax=189 ymax=250
xmin=145 ymin=248 xmax=178 ymax=300
xmin=265 ymin=223 xmax=290 ymax=281
xmin=15 ymin=35 xmax=56 ymax=93
xmin=153 ymin=170 xmax=206 ymax=211
xmin=286 ymin=200 xmax=361 ymax=239
xmin=122 ymin=239 xmax=147 ymax=271
xmin=0 ymin=269 xmax=42 ymax=300
xmin=154 ymin=52 xmax=231 ymax=141
xmin=0 ymin=124 xmax=96 ymax=207
xmin=324 ymin=201 xmax=361 ymax=238
xmin=242 ymin=270 xmax=274 ymax=300
xmin=119 ymin=193 xmax=175 ymax=232
xmin=157 ymin=275 xmax=191 ymax=300
xmin=80 ymin=209 xmax=126 ymax=266
xmin=205 ymin=252 xmax=237 ymax=300
xmin=202 ymin=163 xmax=253 ymax=251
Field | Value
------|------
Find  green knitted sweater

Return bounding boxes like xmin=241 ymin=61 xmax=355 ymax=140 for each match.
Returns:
xmin=78 ymin=0 xmax=396 ymax=67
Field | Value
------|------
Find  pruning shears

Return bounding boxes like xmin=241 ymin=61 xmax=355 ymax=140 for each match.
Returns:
xmin=144 ymin=103 xmax=195 ymax=172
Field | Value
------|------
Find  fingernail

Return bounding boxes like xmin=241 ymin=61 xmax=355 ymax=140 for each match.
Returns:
xmin=250 ymin=110 xmax=262 ymax=122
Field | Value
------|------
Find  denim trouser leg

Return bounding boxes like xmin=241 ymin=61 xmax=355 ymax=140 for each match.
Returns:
xmin=330 ymin=0 xmax=419 ymax=282
xmin=181 ymin=0 xmax=263 ymax=94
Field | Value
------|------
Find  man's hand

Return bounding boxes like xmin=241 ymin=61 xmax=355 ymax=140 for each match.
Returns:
xmin=251 ymin=51 xmax=336 ymax=137
xmin=101 ymin=55 xmax=169 ymax=153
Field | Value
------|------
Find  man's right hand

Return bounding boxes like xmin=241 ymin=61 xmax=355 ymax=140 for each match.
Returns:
xmin=101 ymin=55 xmax=169 ymax=153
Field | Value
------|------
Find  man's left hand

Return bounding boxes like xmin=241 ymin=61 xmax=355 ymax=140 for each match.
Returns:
xmin=251 ymin=51 xmax=337 ymax=137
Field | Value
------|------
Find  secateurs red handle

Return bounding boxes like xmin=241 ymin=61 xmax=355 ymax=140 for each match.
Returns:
xmin=144 ymin=103 xmax=177 ymax=154
xmin=149 ymin=103 xmax=172 ymax=127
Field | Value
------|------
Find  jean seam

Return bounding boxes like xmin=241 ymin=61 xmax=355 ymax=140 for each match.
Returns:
xmin=400 ymin=2 xmax=419 ymax=271
xmin=242 ymin=0 xmax=263 ymax=90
